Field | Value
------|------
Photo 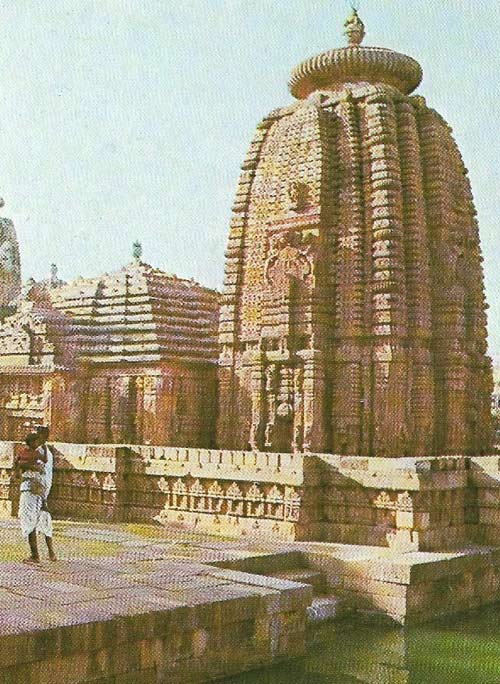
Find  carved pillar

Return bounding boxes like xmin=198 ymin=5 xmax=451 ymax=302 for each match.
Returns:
xmin=264 ymin=364 xmax=277 ymax=448
xmin=142 ymin=375 xmax=158 ymax=445
xmin=292 ymin=366 xmax=304 ymax=452
xmin=298 ymin=350 xmax=325 ymax=453
xmin=110 ymin=376 xmax=134 ymax=444
xmin=134 ymin=377 xmax=144 ymax=444
xmin=48 ymin=374 xmax=66 ymax=441
xmin=86 ymin=376 xmax=111 ymax=443
xmin=247 ymin=354 xmax=265 ymax=451
xmin=217 ymin=347 xmax=236 ymax=448
xmin=441 ymin=358 xmax=468 ymax=454
xmin=156 ymin=373 xmax=172 ymax=446
xmin=331 ymin=345 xmax=364 ymax=455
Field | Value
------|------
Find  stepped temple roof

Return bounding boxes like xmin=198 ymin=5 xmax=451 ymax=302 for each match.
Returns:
xmin=1 ymin=251 xmax=219 ymax=369
xmin=50 ymin=257 xmax=219 ymax=366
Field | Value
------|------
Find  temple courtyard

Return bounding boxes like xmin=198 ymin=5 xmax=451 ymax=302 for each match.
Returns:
xmin=2 ymin=519 xmax=500 ymax=683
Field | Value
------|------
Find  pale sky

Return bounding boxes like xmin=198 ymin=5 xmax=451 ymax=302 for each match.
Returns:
xmin=0 ymin=1 xmax=499 ymax=351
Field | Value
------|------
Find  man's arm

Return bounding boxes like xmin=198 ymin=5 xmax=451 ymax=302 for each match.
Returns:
xmin=36 ymin=445 xmax=48 ymax=464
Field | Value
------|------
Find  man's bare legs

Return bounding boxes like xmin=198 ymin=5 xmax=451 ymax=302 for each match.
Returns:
xmin=24 ymin=530 xmax=40 ymax=563
xmin=45 ymin=535 xmax=57 ymax=561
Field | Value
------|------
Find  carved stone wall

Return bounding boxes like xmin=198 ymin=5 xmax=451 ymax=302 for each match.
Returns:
xmin=0 ymin=441 xmax=494 ymax=551
xmin=0 ymin=364 xmax=216 ymax=448
xmin=83 ymin=363 xmax=216 ymax=447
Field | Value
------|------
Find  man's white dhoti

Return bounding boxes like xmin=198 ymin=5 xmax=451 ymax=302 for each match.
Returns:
xmin=18 ymin=485 xmax=43 ymax=539
xmin=36 ymin=508 xmax=53 ymax=538
xmin=36 ymin=445 xmax=54 ymax=538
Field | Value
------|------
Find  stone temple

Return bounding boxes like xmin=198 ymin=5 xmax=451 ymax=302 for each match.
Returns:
xmin=1 ymin=10 xmax=500 ymax=628
xmin=218 ymin=9 xmax=492 ymax=458
xmin=0 ymin=230 xmax=218 ymax=445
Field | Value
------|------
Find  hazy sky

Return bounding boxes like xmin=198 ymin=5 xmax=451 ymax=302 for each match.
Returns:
xmin=0 ymin=1 xmax=499 ymax=351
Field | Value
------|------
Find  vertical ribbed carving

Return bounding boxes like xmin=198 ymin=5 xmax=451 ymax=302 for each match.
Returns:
xmin=395 ymin=98 xmax=434 ymax=455
xmin=438 ymin=118 xmax=492 ymax=452
xmin=218 ymin=79 xmax=492 ymax=456
xmin=364 ymin=91 xmax=408 ymax=456
xmin=416 ymin=103 xmax=468 ymax=453
xmin=330 ymin=94 xmax=365 ymax=454
xmin=217 ymin=114 xmax=276 ymax=448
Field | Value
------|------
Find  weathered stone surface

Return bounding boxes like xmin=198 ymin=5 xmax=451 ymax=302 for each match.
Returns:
xmin=216 ymin=14 xmax=492 ymax=458
xmin=0 ymin=258 xmax=218 ymax=447
xmin=0 ymin=547 xmax=311 ymax=683
xmin=3 ymin=442 xmax=498 ymax=552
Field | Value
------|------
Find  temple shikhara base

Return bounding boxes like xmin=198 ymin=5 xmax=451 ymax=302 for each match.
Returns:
xmin=0 ymin=7 xmax=498 ymax=684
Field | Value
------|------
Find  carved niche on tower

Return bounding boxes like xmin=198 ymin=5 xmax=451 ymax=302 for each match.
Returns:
xmin=264 ymin=230 xmax=314 ymax=293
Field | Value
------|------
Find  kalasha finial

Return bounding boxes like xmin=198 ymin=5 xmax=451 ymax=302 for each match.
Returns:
xmin=344 ymin=7 xmax=365 ymax=46
xmin=133 ymin=240 xmax=143 ymax=262
xmin=50 ymin=263 xmax=58 ymax=285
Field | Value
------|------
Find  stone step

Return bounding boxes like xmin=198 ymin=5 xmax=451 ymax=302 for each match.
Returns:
xmin=215 ymin=550 xmax=307 ymax=575
xmin=306 ymin=595 xmax=346 ymax=623
xmin=273 ymin=569 xmax=327 ymax=595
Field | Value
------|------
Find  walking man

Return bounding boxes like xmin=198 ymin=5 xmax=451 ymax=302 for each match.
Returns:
xmin=16 ymin=432 xmax=46 ymax=563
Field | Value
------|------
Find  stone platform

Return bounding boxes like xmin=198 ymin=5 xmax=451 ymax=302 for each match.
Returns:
xmin=298 ymin=542 xmax=500 ymax=624
xmin=4 ymin=443 xmax=500 ymax=554
xmin=0 ymin=521 xmax=311 ymax=684
xmin=1 ymin=520 xmax=500 ymax=683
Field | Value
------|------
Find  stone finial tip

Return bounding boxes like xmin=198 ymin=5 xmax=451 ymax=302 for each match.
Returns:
xmin=50 ymin=263 xmax=58 ymax=284
xmin=344 ymin=8 xmax=365 ymax=46
xmin=133 ymin=241 xmax=143 ymax=262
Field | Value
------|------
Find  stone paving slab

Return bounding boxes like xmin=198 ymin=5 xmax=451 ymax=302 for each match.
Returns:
xmin=2 ymin=516 xmax=500 ymax=681
xmin=0 ymin=520 xmax=314 ymax=684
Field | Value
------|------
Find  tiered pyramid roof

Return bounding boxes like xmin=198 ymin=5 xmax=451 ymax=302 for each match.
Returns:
xmin=49 ymin=260 xmax=219 ymax=365
xmin=0 ymin=257 xmax=219 ymax=369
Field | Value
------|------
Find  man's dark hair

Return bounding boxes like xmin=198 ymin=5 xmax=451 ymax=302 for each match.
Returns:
xmin=36 ymin=425 xmax=49 ymax=437
xmin=25 ymin=432 xmax=39 ymax=448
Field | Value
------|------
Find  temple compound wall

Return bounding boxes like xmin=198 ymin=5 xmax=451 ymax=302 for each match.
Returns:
xmin=0 ymin=256 xmax=218 ymax=447
xmin=2 ymin=441 xmax=500 ymax=553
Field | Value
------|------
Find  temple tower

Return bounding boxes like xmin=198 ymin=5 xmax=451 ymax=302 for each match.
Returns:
xmin=217 ymin=10 xmax=492 ymax=457
xmin=0 ymin=199 xmax=21 ymax=310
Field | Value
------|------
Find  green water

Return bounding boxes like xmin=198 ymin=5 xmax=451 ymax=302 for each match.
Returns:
xmin=224 ymin=607 xmax=500 ymax=684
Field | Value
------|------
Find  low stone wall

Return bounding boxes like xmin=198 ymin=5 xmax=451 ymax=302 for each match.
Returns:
xmin=1 ymin=441 xmax=496 ymax=552
xmin=0 ymin=442 xmax=323 ymax=541
xmin=314 ymin=454 xmax=477 ymax=551
xmin=470 ymin=455 xmax=500 ymax=545
xmin=0 ymin=555 xmax=312 ymax=684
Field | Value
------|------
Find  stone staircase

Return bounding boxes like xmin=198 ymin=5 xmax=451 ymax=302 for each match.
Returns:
xmin=217 ymin=551 xmax=344 ymax=624
xmin=271 ymin=565 xmax=345 ymax=624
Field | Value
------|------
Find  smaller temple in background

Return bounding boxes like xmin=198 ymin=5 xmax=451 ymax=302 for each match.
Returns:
xmin=0 ymin=199 xmax=21 ymax=315
xmin=0 ymin=235 xmax=219 ymax=446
